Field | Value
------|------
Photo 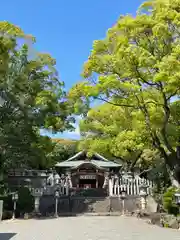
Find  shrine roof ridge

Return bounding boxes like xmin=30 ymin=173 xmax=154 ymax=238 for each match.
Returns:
xmin=66 ymin=150 xmax=110 ymax=162
xmin=55 ymin=160 xmax=122 ymax=169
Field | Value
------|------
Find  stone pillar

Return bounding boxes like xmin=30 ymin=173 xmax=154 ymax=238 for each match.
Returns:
xmin=109 ymin=178 xmax=113 ymax=196
xmin=54 ymin=173 xmax=60 ymax=185
xmin=34 ymin=197 xmax=40 ymax=213
xmin=140 ymin=197 xmax=146 ymax=210
xmin=0 ymin=200 xmax=3 ymax=221
xmin=67 ymin=172 xmax=72 ymax=188
xmin=65 ymin=176 xmax=69 ymax=195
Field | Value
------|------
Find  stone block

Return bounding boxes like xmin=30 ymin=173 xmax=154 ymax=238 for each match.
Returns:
xmin=163 ymin=214 xmax=179 ymax=229
xmin=146 ymin=196 xmax=158 ymax=213
xmin=149 ymin=213 xmax=163 ymax=226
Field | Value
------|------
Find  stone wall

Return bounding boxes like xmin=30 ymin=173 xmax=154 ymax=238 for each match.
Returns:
xmin=38 ymin=195 xmax=142 ymax=215
xmin=110 ymin=196 xmax=140 ymax=212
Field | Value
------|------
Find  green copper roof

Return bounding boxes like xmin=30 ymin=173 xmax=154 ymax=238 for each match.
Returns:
xmin=55 ymin=151 xmax=122 ymax=168
xmin=55 ymin=160 xmax=121 ymax=168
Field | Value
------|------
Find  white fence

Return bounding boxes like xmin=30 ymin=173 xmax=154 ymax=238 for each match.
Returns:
xmin=32 ymin=174 xmax=153 ymax=197
xmin=42 ymin=185 xmax=69 ymax=196
xmin=109 ymin=177 xmax=153 ymax=196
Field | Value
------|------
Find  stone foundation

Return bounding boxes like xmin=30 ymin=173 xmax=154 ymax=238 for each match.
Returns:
xmin=38 ymin=195 xmax=142 ymax=216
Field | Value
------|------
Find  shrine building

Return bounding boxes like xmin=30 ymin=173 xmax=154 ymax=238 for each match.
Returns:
xmin=55 ymin=151 xmax=122 ymax=189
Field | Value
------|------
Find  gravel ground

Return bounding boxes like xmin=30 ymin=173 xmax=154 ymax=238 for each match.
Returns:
xmin=0 ymin=216 xmax=179 ymax=240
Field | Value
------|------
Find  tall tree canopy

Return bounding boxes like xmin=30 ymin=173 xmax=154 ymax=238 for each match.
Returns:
xmin=69 ymin=0 xmax=180 ymax=184
xmin=79 ymin=103 xmax=154 ymax=168
xmin=79 ymin=101 xmax=179 ymax=183
xmin=0 ymin=22 xmax=74 ymax=170
xmin=50 ymin=138 xmax=78 ymax=163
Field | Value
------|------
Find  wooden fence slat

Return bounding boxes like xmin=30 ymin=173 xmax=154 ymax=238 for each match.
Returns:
xmin=109 ymin=176 xmax=153 ymax=196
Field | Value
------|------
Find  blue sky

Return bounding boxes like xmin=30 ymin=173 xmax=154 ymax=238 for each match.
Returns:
xmin=1 ymin=0 xmax=144 ymax=139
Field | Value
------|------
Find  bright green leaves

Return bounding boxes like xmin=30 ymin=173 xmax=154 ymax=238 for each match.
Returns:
xmin=69 ymin=0 xmax=180 ymax=161
xmin=111 ymin=130 xmax=145 ymax=158
xmin=78 ymin=137 xmax=112 ymax=158
xmin=78 ymin=103 xmax=150 ymax=165
xmin=50 ymin=139 xmax=78 ymax=163
xmin=0 ymin=21 xmax=35 ymax=40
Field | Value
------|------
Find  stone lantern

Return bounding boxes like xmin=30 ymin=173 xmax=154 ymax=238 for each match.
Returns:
xmin=120 ymin=189 xmax=127 ymax=215
xmin=24 ymin=178 xmax=32 ymax=190
xmin=174 ymin=192 xmax=180 ymax=208
xmin=12 ymin=192 xmax=19 ymax=220
xmin=54 ymin=189 xmax=60 ymax=218
xmin=32 ymin=188 xmax=43 ymax=214
xmin=139 ymin=184 xmax=148 ymax=210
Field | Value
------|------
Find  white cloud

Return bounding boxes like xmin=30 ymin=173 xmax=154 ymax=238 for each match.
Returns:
xmin=40 ymin=116 xmax=81 ymax=140
xmin=62 ymin=118 xmax=81 ymax=139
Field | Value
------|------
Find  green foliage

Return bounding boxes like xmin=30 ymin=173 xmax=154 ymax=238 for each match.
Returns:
xmin=50 ymin=138 xmax=78 ymax=162
xmin=2 ymin=211 xmax=13 ymax=220
xmin=0 ymin=194 xmax=13 ymax=220
xmin=69 ymin=0 xmax=180 ymax=183
xmin=162 ymin=187 xmax=179 ymax=215
xmin=0 ymin=21 xmax=74 ymax=171
xmin=0 ymin=194 xmax=13 ymax=211
xmin=78 ymin=103 xmax=164 ymax=175
xmin=17 ymin=187 xmax=34 ymax=214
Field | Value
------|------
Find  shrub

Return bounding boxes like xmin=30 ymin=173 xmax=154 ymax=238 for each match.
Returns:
xmin=2 ymin=210 xmax=13 ymax=220
xmin=0 ymin=194 xmax=13 ymax=211
xmin=0 ymin=192 xmax=16 ymax=220
xmin=162 ymin=187 xmax=179 ymax=216
xmin=16 ymin=187 xmax=34 ymax=214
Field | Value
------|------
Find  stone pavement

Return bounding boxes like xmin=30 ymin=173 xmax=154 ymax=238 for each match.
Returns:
xmin=0 ymin=216 xmax=179 ymax=240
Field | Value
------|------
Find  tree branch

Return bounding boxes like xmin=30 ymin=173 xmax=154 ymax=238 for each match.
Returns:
xmin=134 ymin=64 xmax=158 ymax=87
xmin=144 ymin=100 xmax=164 ymax=107
xmin=159 ymin=83 xmax=174 ymax=153
xmin=94 ymin=96 xmax=137 ymax=108
xmin=130 ymin=150 xmax=143 ymax=171
xmin=167 ymin=89 xmax=179 ymax=101
xmin=139 ymin=167 xmax=153 ymax=177
xmin=133 ymin=82 xmax=170 ymax=165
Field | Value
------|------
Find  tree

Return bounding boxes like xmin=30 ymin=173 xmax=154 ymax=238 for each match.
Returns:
xmin=78 ymin=102 xmax=175 ymax=192
xmin=69 ymin=0 xmax=180 ymax=184
xmin=50 ymin=138 xmax=78 ymax=163
xmin=79 ymin=103 xmax=161 ymax=174
xmin=0 ymin=22 xmax=74 ymax=171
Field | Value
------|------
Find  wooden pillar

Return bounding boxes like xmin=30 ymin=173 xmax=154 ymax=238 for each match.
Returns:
xmin=77 ymin=176 xmax=79 ymax=188
xmin=96 ymin=176 xmax=98 ymax=188
xmin=96 ymin=169 xmax=98 ymax=188
xmin=77 ymin=169 xmax=79 ymax=188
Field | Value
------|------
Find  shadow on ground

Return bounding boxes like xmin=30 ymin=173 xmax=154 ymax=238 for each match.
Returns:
xmin=0 ymin=233 xmax=16 ymax=240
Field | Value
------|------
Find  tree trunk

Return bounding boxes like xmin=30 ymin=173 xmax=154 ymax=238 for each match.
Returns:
xmin=169 ymin=170 xmax=180 ymax=188
xmin=165 ymin=153 xmax=180 ymax=188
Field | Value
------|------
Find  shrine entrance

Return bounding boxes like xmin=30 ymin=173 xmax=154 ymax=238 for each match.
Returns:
xmin=71 ymin=163 xmax=105 ymax=189
xmin=79 ymin=175 xmax=96 ymax=189
xmin=79 ymin=179 xmax=96 ymax=189
xmin=55 ymin=150 xmax=122 ymax=191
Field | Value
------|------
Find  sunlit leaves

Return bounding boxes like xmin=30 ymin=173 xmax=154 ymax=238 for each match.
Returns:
xmin=69 ymin=0 xmax=180 ymax=153
xmin=78 ymin=103 xmax=150 ymax=164
xmin=0 ymin=21 xmax=74 ymax=170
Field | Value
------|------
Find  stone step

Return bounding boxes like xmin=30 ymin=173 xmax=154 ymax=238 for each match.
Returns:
xmin=90 ymin=198 xmax=110 ymax=213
